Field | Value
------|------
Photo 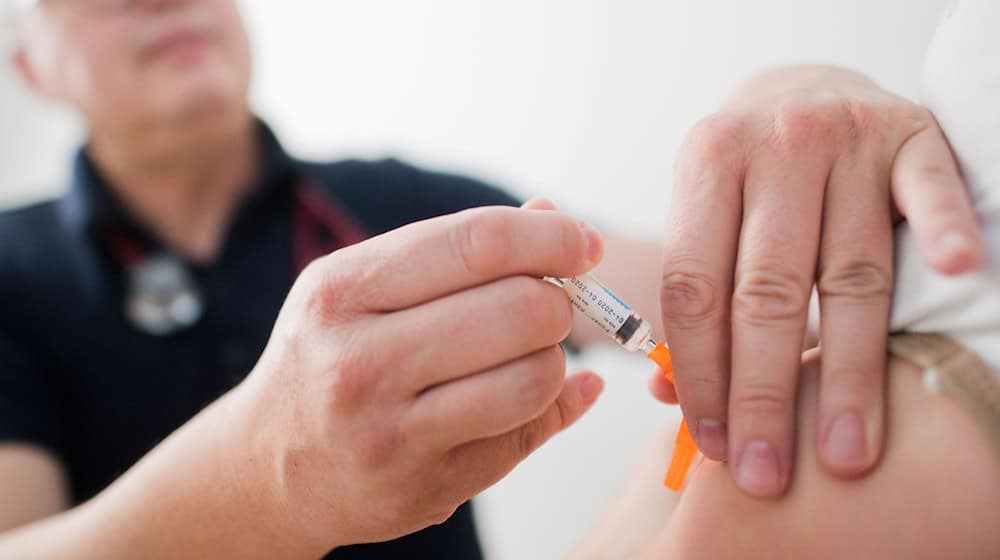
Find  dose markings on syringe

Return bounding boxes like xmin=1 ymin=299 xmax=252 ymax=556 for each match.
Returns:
xmin=563 ymin=276 xmax=633 ymax=336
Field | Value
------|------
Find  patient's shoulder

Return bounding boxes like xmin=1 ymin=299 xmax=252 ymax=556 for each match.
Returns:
xmin=646 ymin=355 xmax=1000 ymax=559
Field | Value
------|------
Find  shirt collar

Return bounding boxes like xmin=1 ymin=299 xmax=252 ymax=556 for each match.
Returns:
xmin=57 ymin=119 xmax=299 ymax=239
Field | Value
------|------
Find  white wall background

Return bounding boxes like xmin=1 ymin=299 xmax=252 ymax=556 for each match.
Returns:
xmin=0 ymin=1 xmax=950 ymax=558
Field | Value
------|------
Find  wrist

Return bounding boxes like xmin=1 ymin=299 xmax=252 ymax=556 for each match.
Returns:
xmin=226 ymin=371 xmax=349 ymax=555
xmin=75 ymin=381 xmax=340 ymax=558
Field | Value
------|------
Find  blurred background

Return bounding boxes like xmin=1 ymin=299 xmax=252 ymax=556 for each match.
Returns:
xmin=0 ymin=1 xmax=950 ymax=558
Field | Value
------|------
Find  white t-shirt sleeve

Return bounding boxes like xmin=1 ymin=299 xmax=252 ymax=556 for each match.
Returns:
xmin=889 ymin=0 xmax=1000 ymax=377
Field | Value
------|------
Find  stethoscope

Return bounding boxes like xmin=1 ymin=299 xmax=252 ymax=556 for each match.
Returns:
xmin=102 ymin=177 xmax=367 ymax=336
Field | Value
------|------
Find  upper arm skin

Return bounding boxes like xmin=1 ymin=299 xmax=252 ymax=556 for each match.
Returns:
xmin=642 ymin=351 xmax=1000 ymax=560
xmin=0 ymin=444 xmax=69 ymax=533
xmin=567 ymin=235 xmax=665 ymax=348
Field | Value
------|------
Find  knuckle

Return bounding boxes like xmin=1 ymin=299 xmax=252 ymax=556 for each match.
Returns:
xmin=840 ymin=97 xmax=883 ymax=141
xmin=350 ymin=425 xmax=400 ymax=468
xmin=680 ymin=113 xmax=747 ymax=168
xmin=326 ymin=369 xmax=369 ymax=412
xmin=517 ymin=416 xmax=547 ymax=458
xmin=297 ymin=256 xmax=357 ymax=323
xmin=552 ymin=384 xmax=574 ymax=430
xmin=677 ymin=374 xmax=729 ymax=412
xmin=825 ymin=366 xmax=879 ymax=399
xmin=444 ymin=448 xmax=509 ymax=498
xmin=731 ymin=378 xmax=794 ymax=420
xmin=733 ymin=266 xmax=809 ymax=326
xmin=558 ymin=216 xmax=589 ymax=266
xmin=661 ymin=266 xmax=722 ymax=329
xmin=508 ymin=277 xmax=573 ymax=342
xmin=295 ymin=256 xmax=326 ymax=288
xmin=325 ymin=350 xmax=378 ymax=412
xmin=294 ymin=260 xmax=330 ymax=316
xmin=910 ymin=161 xmax=958 ymax=185
xmin=899 ymin=104 xmax=936 ymax=133
xmin=675 ymin=114 xmax=748 ymax=196
xmin=516 ymin=347 xmax=566 ymax=410
xmin=817 ymin=260 xmax=893 ymax=302
xmin=763 ymin=97 xmax=837 ymax=155
xmin=451 ymin=208 xmax=511 ymax=278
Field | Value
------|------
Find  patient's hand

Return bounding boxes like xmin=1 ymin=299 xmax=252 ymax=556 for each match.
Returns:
xmin=660 ymin=64 xmax=985 ymax=498
xmin=640 ymin=350 xmax=1000 ymax=559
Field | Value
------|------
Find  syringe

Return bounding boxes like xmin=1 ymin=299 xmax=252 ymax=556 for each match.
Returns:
xmin=548 ymin=273 xmax=698 ymax=491
xmin=548 ymin=275 xmax=668 ymax=356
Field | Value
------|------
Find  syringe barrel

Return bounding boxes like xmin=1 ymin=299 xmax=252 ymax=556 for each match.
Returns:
xmin=554 ymin=274 xmax=653 ymax=352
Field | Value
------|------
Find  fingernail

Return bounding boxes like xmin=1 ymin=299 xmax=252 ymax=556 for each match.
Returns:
xmin=579 ymin=375 xmax=604 ymax=404
xmin=696 ymin=419 xmax=727 ymax=461
xmin=822 ymin=411 xmax=867 ymax=470
xmin=735 ymin=440 xmax=782 ymax=497
xmin=937 ymin=231 xmax=972 ymax=259
xmin=521 ymin=197 xmax=557 ymax=210
xmin=579 ymin=222 xmax=604 ymax=265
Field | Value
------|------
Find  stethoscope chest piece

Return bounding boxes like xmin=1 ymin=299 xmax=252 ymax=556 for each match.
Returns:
xmin=125 ymin=253 xmax=204 ymax=336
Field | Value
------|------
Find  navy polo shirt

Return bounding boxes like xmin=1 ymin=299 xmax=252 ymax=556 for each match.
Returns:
xmin=0 ymin=122 xmax=519 ymax=558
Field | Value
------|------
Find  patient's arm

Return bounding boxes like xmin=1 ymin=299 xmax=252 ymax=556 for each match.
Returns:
xmin=642 ymin=349 xmax=1000 ymax=559
xmin=568 ymin=424 xmax=684 ymax=559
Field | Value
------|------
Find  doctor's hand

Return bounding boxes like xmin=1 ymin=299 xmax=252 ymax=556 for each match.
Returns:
xmin=656 ymin=64 xmax=983 ymax=498
xmin=230 ymin=206 xmax=604 ymax=553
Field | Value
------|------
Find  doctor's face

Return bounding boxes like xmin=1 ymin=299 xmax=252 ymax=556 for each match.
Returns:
xmin=13 ymin=0 xmax=252 ymax=134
